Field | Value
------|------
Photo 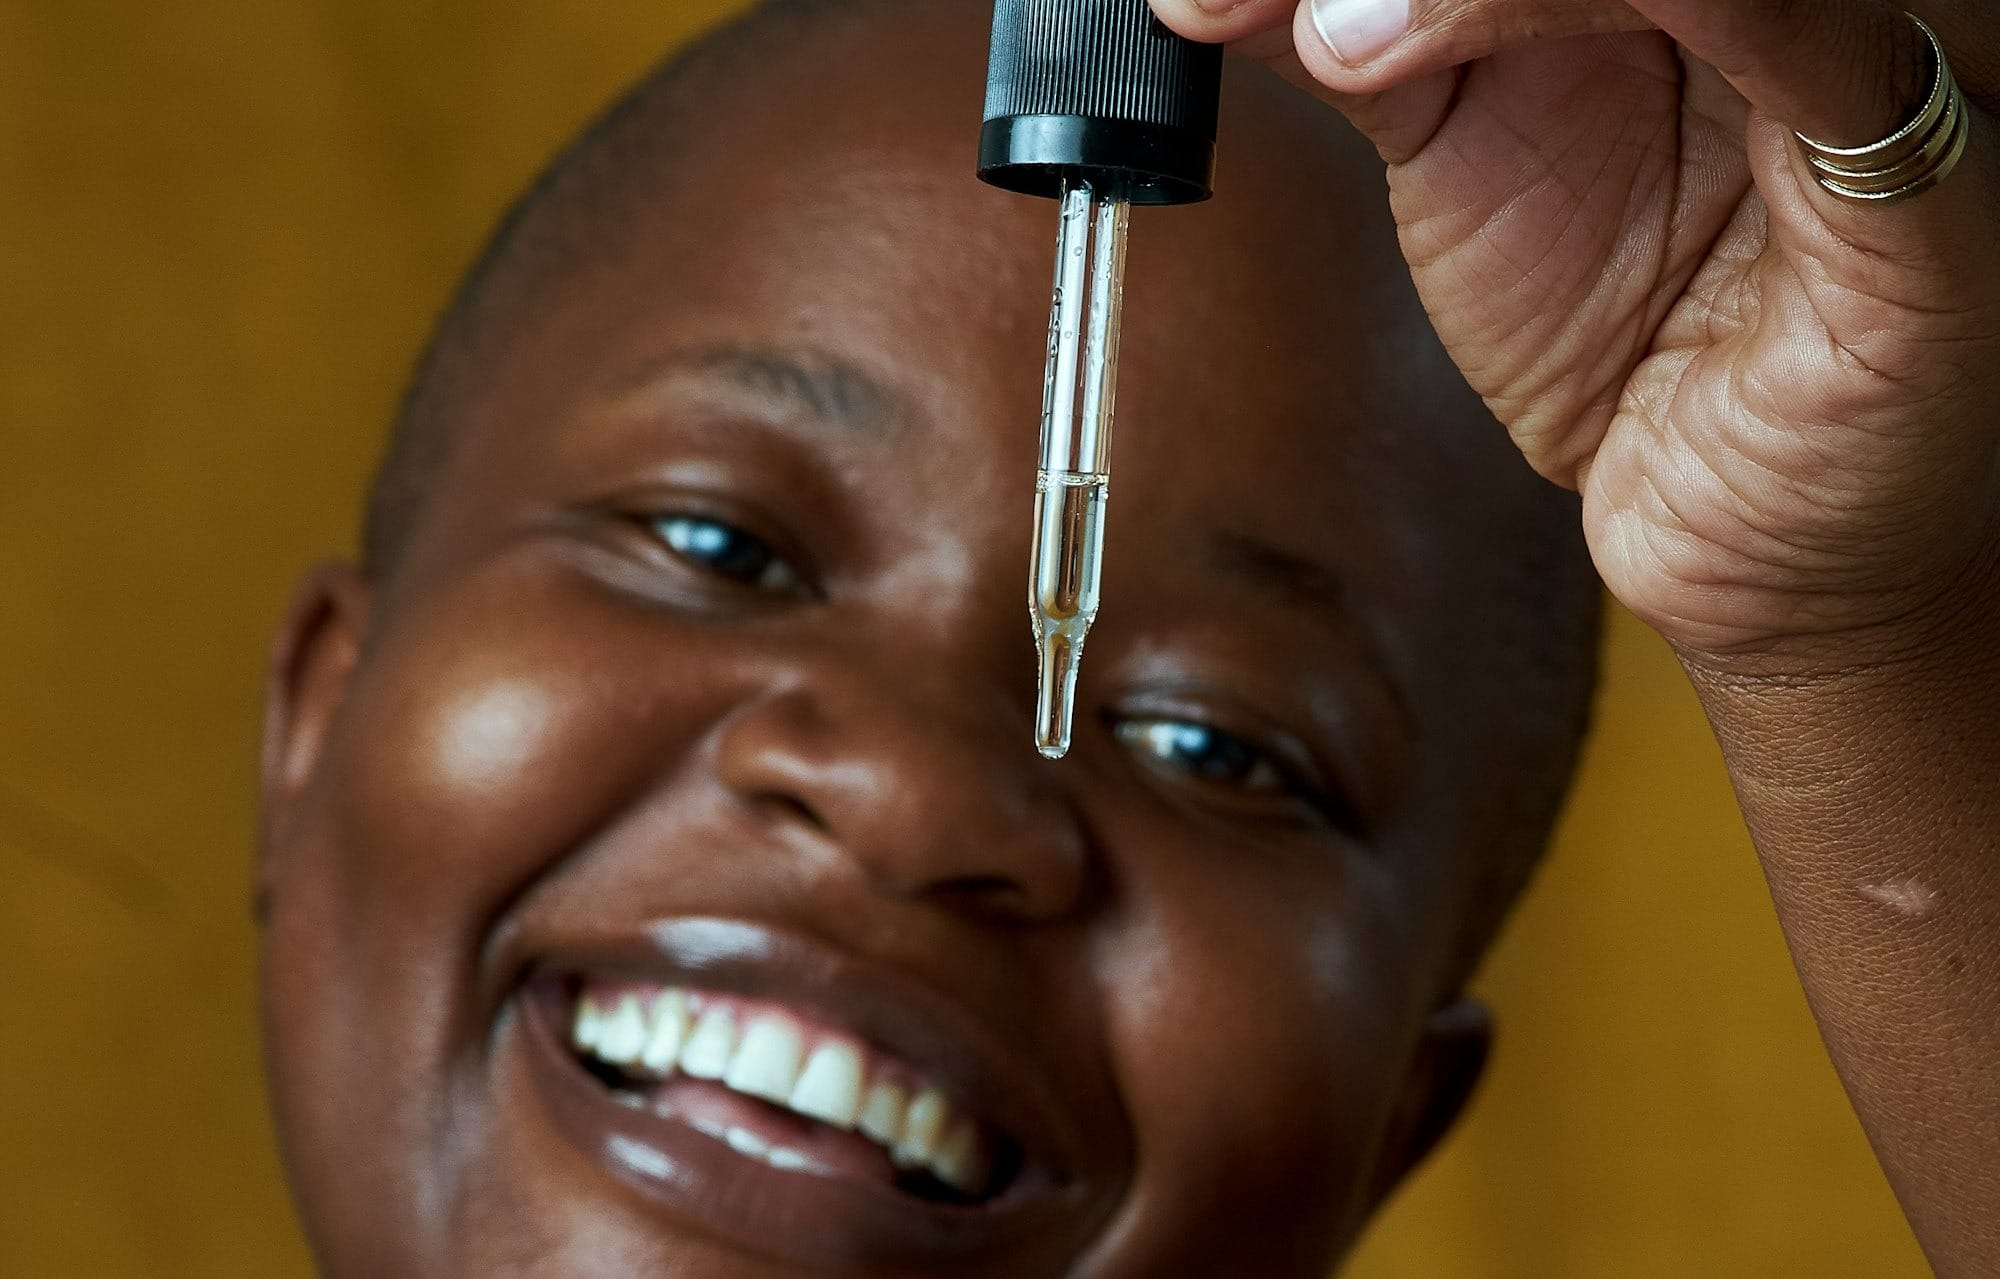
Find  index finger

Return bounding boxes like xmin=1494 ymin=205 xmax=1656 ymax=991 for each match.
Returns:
xmin=1147 ymin=0 xmax=1300 ymax=44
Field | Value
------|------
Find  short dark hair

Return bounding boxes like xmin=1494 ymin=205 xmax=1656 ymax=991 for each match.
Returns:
xmin=358 ymin=0 xmax=1601 ymax=989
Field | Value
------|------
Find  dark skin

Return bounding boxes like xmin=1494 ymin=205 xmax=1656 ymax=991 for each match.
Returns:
xmin=1152 ymin=0 xmax=2000 ymax=1269
xmin=263 ymin=10 xmax=1585 ymax=1279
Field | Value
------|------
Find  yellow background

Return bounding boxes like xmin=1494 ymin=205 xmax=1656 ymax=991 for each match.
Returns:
xmin=0 ymin=3 xmax=1928 ymax=1275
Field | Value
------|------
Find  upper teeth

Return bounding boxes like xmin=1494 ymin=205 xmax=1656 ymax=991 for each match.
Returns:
xmin=573 ymin=988 xmax=989 ymax=1196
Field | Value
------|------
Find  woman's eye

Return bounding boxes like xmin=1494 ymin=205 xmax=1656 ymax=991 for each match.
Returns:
xmin=649 ymin=515 xmax=798 ymax=592
xmin=1114 ymin=717 xmax=1290 ymax=793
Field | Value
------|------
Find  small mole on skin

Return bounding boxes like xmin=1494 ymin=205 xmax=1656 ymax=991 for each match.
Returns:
xmin=1855 ymin=877 xmax=1941 ymax=921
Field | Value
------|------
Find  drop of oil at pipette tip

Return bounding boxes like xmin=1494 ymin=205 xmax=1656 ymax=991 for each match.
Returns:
xmin=1035 ymin=629 xmax=1081 ymax=760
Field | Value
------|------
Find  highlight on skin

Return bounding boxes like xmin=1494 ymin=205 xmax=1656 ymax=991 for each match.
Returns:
xmin=257 ymin=2 xmax=1603 ymax=1275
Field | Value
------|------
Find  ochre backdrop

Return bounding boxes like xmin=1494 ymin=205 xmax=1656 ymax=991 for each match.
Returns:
xmin=0 ymin=3 xmax=1928 ymax=1275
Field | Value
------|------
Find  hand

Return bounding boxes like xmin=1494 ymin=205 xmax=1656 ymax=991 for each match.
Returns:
xmin=1152 ymin=0 xmax=2000 ymax=671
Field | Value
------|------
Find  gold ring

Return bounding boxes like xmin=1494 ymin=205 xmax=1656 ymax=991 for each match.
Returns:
xmin=1795 ymin=15 xmax=1971 ymax=204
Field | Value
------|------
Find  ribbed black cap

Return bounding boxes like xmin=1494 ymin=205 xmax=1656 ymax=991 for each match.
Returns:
xmin=979 ymin=0 xmax=1223 ymax=205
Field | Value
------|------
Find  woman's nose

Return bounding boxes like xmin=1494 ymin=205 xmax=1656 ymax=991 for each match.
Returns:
xmin=712 ymin=675 xmax=1092 ymax=924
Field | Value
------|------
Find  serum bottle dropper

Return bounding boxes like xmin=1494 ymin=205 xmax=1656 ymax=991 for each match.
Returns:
xmin=978 ymin=0 xmax=1223 ymax=759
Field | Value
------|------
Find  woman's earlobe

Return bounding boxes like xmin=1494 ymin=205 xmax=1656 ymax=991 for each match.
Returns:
xmin=257 ymin=563 xmax=374 ymax=911
xmin=1365 ymin=996 xmax=1493 ymax=1210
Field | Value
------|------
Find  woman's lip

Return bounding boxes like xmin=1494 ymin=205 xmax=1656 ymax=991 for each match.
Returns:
xmin=508 ymin=916 xmax=1084 ymax=1188
xmin=517 ymin=979 xmax=1081 ymax=1270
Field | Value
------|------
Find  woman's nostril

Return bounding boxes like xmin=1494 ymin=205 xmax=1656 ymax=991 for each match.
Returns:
xmin=941 ymin=876 xmax=1025 ymax=905
xmin=752 ymin=791 xmax=828 ymax=833
xmin=929 ymin=875 xmax=1060 ymax=924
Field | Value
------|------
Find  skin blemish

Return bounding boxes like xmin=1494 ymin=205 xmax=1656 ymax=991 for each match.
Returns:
xmin=1855 ymin=877 xmax=1941 ymax=921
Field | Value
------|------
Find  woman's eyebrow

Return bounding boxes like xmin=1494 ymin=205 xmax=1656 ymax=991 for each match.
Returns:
xmin=1205 ymin=530 xmax=1348 ymax=614
xmin=1203 ymin=529 xmax=1415 ymax=725
xmin=608 ymin=344 xmax=904 ymax=435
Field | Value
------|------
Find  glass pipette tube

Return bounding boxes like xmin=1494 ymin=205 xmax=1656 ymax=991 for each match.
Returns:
xmin=1031 ymin=176 xmax=1129 ymax=759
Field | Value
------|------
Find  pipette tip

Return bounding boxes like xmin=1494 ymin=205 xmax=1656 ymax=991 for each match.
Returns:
xmin=1034 ymin=627 xmax=1082 ymax=760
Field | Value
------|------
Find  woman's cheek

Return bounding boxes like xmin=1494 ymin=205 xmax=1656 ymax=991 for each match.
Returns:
xmin=329 ymin=605 xmax=657 ymax=915
xmin=1086 ymin=848 xmax=1395 ymax=1266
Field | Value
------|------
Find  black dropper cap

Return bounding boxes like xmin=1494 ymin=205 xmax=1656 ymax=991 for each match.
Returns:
xmin=979 ymin=0 xmax=1224 ymax=206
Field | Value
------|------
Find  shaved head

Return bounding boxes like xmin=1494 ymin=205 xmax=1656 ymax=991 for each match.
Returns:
xmin=268 ymin=5 xmax=1612 ymax=1273
xmin=365 ymin=0 xmax=905 ymax=575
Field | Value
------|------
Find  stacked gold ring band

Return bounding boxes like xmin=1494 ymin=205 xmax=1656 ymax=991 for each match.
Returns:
xmin=1795 ymin=15 xmax=1971 ymax=204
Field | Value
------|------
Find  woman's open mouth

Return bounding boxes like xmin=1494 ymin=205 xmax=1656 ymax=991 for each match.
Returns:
xmin=509 ymin=918 xmax=1092 ymax=1271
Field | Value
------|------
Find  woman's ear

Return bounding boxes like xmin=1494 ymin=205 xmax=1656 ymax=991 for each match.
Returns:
xmin=1364 ymin=997 xmax=1493 ymax=1210
xmin=257 ymin=563 xmax=373 ymax=918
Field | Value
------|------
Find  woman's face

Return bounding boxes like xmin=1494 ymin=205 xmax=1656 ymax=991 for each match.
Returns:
xmin=259 ymin=18 xmax=1545 ymax=1277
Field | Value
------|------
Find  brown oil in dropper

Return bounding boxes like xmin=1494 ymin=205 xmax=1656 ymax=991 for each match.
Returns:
xmin=1030 ymin=179 xmax=1128 ymax=759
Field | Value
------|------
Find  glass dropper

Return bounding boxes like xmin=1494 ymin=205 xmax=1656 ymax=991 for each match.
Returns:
xmin=977 ymin=0 xmax=1223 ymax=760
xmin=1031 ymin=177 xmax=1129 ymax=758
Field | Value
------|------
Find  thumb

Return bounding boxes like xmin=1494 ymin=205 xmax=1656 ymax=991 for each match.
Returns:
xmin=1286 ymin=0 xmax=1654 ymax=87
xmin=1152 ymin=0 xmax=1655 ymax=161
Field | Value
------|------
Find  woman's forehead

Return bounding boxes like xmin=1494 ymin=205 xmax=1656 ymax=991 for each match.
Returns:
xmin=402 ymin=9 xmax=1539 ymax=707
xmin=473 ymin=76 xmax=1439 ymax=476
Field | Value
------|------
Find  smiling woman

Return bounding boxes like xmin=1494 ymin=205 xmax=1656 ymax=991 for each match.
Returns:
xmin=0 ymin=1 xmax=1940 ymax=1278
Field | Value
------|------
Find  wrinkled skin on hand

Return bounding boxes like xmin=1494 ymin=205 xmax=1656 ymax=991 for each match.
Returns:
xmin=1153 ymin=0 xmax=2000 ymax=665
xmin=1151 ymin=3 xmax=2000 ymax=1273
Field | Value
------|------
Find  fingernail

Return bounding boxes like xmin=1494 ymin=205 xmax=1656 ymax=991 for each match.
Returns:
xmin=1310 ymin=0 xmax=1411 ymax=65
